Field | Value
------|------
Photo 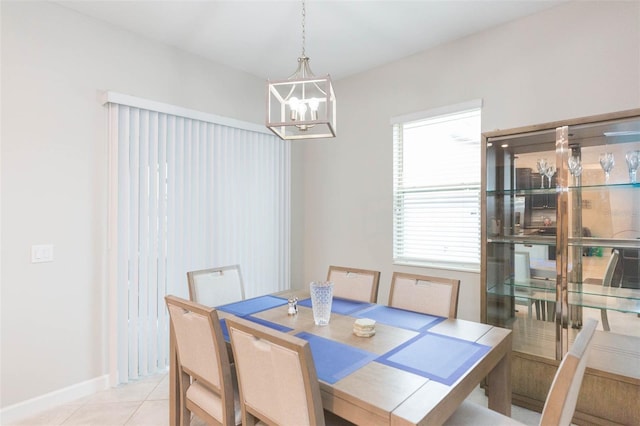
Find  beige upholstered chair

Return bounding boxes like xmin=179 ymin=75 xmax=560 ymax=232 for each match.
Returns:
xmin=600 ymin=249 xmax=620 ymax=331
xmin=444 ymin=318 xmax=598 ymax=426
xmin=327 ymin=265 xmax=381 ymax=303
xmin=226 ymin=316 xmax=353 ymax=426
xmin=165 ymin=295 xmax=240 ymax=426
xmin=388 ymin=272 xmax=460 ymax=318
xmin=187 ymin=264 xmax=245 ymax=307
xmin=514 ymin=251 xmax=542 ymax=320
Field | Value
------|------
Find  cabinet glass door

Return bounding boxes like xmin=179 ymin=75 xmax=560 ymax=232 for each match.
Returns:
xmin=485 ymin=128 xmax=559 ymax=360
xmin=562 ymin=117 xmax=640 ymax=369
xmin=484 ymin=112 xmax=640 ymax=365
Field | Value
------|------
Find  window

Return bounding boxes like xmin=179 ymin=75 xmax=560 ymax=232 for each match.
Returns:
xmin=392 ymin=101 xmax=481 ymax=271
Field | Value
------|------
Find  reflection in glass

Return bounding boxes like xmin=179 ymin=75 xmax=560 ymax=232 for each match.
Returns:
xmin=599 ymin=152 xmax=615 ymax=183
xmin=544 ymin=165 xmax=556 ymax=188
xmin=625 ymin=150 xmax=639 ymax=184
xmin=568 ymin=155 xmax=582 ymax=178
xmin=536 ymin=158 xmax=549 ymax=189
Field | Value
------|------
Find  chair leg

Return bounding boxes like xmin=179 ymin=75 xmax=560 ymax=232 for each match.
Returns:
xmin=533 ymin=301 xmax=541 ymax=320
xmin=179 ymin=370 xmax=191 ymax=426
xmin=601 ymin=309 xmax=611 ymax=332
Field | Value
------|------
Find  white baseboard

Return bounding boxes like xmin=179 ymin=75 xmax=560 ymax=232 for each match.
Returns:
xmin=0 ymin=374 xmax=110 ymax=424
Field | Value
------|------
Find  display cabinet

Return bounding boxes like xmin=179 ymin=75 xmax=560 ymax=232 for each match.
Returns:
xmin=481 ymin=109 xmax=640 ymax=425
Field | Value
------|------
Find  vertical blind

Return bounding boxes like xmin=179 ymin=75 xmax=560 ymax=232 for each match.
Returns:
xmin=392 ymin=103 xmax=481 ymax=270
xmin=107 ymin=95 xmax=290 ymax=384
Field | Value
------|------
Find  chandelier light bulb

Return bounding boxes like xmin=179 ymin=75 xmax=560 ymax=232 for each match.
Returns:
xmin=288 ymin=97 xmax=300 ymax=120
xmin=297 ymin=102 xmax=308 ymax=120
xmin=308 ymin=98 xmax=319 ymax=120
xmin=308 ymin=97 xmax=319 ymax=111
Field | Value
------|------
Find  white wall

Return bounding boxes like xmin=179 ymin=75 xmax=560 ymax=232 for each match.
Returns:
xmin=300 ymin=1 xmax=640 ymax=320
xmin=0 ymin=0 xmax=270 ymax=412
xmin=2 ymin=0 xmax=639 ymax=416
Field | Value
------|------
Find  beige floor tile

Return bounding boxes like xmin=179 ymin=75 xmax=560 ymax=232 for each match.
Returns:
xmin=77 ymin=381 xmax=157 ymax=405
xmin=60 ymin=401 xmax=140 ymax=426
xmin=125 ymin=400 xmax=169 ymax=426
xmin=147 ymin=375 xmax=169 ymax=400
xmin=468 ymin=386 xmax=541 ymax=426
xmin=512 ymin=404 xmax=543 ymax=426
xmin=5 ymin=404 xmax=82 ymax=426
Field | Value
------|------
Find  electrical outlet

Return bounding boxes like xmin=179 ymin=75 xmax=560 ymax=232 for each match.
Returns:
xmin=31 ymin=244 xmax=54 ymax=263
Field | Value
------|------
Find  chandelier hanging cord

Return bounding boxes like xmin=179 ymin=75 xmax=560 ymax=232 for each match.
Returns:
xmin=287 ymin=0 xmax=320 ymax=82
xmin=265 ymin=0 xmax=336 ymax=139
xmin=301 ymin=0 xmax=306 ymax=58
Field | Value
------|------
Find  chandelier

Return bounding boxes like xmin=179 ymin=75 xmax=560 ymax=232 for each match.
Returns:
xmin=266 ymin=0 xmax=336 ymax=140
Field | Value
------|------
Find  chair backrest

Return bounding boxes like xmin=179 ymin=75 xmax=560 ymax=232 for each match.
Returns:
xmin=540 ymin=318 xmax=598 ymax=426
xmin=226 ymin=316 xmax=325 ymax=426
xmin=602 ymin=250 xmax=620 ymax=288
xmin=326 ymin=265 xmax=381 ymax=303
xmin=388 ymin=272 xmax=460 ymax=318
xmin=514 ymin=251 xmax=531 ymax=283
xmin=165 ymin=295 xmax=236 ymax=425
xmin=187 ymin=264 xmax=245 ymax=307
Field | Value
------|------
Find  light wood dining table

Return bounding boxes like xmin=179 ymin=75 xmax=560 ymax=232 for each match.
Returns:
xmin=169 ymin=289 xmax=512 ymax=426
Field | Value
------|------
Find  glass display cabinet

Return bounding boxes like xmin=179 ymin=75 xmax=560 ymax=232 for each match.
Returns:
xmin=481 ymin=109 xmax=640 ymax=425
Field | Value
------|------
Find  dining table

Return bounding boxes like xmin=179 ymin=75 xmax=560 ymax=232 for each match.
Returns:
xmin=169 ymin=289 xmax=512 ymax=426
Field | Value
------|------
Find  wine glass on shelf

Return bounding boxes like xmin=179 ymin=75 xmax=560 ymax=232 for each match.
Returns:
xmin=544 ymin=164 xmax=556 ymax=188
xmin=536 ymin=158 xmax=549 ymax=189
xmin=567 ymin=155 xmax=582 ymax=186
xmin=626 ymin=150 xmax=640 ymax=184
xmin=568 ymin=155 xmax=583 ymax=177
xmin=599 ymin=152 xmax=615 ymax=183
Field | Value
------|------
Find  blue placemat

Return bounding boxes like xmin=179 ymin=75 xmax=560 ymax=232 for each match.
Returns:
xmin=376 ymin=332 xmax=491 ymax=386
xmin=298 ymin=297 xmax=373 ymax=316
xmin=353 ymin=305 xmax=444 ymax=332
xmin=220 ymin=317 xmax=293 ymax=342
xmin=217 ymin=295 xmax=287 ymax=317
xmin=296 ymin=332 xmax=377 ymax=384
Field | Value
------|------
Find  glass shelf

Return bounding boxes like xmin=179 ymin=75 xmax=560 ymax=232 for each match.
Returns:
xmin=567 ymin=238 xmax=640 ymax=250
xmin=487 ymin=234 xmax=640 ymax=249
xmin=486 ymin=181 xmax=639 ymax=195
xmin=489 ymin=280 xmax=640 ymax=314
xmin=488 ymin=236 xmax=556 ymax=245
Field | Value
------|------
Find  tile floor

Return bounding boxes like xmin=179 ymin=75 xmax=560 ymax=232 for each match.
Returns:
xmin=6 ymin=372 xmax=541 ymax=426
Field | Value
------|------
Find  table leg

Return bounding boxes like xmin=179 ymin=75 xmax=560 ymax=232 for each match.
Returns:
xmin=487 ymin=337 xmax=512 ymax=416
xmin=169 ymin=326 xmax=179 ymax=426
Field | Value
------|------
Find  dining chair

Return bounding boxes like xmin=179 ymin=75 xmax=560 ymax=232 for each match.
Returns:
xmin=600 ymin=249 xmax=620 ymax=331
xmin=327 ymin=265 xmax=381 ymax=303
xmin=165 ymin=295 xmax=241 ymax=426
xmin=226 ymin=316 xmax=353 ymax=426
xmin=388 ymin=272 xmax=460 ymax=318
xmin=513 ymin=251 xmax=542 ymax=320
xmin=187 ymin=264 xmax=245 ymax=307
xmin=444 ymin=318 xmax=598 ymax=426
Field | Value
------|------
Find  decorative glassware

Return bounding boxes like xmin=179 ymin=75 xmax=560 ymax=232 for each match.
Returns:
xmin=599 ymin=152 xmax=615 ymax=183
xmin=536 ymin=158 xmax=549 ymax=189
xmin=568 ymin=155 xmax=583 ymax=178
xmin=626 ymin=150 xmax=640 ymax=184
xmin=544 ymin=165 xmax=556 ymax=188
xmin=310 ymin=281 xmax=333 ymax=325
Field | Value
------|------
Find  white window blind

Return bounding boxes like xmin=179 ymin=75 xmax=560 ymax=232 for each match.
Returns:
xmin=392 ymin=103 xmax=481 ymax=271
xmin=107 ymin=95 xmax=290 ymax=385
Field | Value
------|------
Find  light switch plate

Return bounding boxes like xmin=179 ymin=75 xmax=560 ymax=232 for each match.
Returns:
xmin=31 ymin=244 xmax=54 ymax=263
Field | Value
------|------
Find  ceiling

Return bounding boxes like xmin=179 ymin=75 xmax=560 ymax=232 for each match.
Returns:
xmin=56 ymin=0 xmax=566 ymax=81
